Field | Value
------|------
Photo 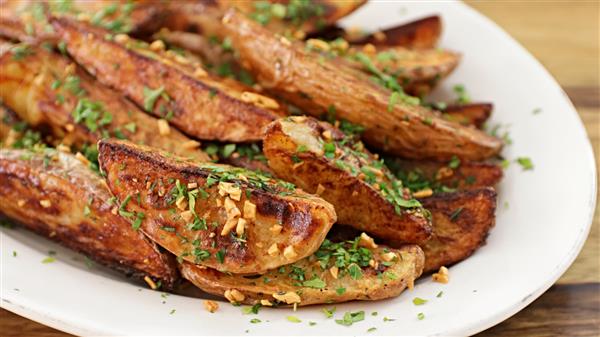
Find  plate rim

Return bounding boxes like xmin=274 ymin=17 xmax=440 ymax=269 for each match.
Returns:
xmin=449 ymin=2 xmax=597 ymax=335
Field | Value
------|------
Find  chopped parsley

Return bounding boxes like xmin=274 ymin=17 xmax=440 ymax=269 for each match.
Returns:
xmin=437 ymin=291 xmax=444 ymax=298
xmin=322 ymin=307 xmax=336 ymax=318
xmin=412 ymin=297 xmax=428 ymax=305
xmin=72 ymin=98 xmax=113 ymax=132
xmin=453 ymin=84 xmax=470 ymax=104
xmin=286 ymin=316 xmax=302 ymax=323
xmin=323 ymin=142 xmax=336 ymax=159
xmin=143 ymin=86 xmax=165 ymax=112
xmin=216 ymin=249 xmax=226 ymax=264
xmin=11 ymin=45 xmax=33 ymax=60
xmin=448 ymin=155 xmax=461 ymax=169
xmin=302 ymin=276 xmax=326 ymax=289
xmin=41 ymin=256 xmax=55 ymax=264
xmin=335 ymin=311 xmax=365 ymax=326
xmin=242 ymin=303 xmax=261 ymax=315
xmin=449 ymin=207 xmax=464 ymax=221
xmin=417 ymin=312 xmax=425 ymax=320
xmin=516 ymin=157 xmax=534 ymax=170
xmin=250 ymin=318 xmax=261 ymax=324
xmin=250 ymin=0 xmax=324 ymax=26
xmin=336 ymin=287 xmax=346 ymax=295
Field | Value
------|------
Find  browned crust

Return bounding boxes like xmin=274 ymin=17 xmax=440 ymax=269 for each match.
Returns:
xmin=0 ymin=44 xmax=209 ymax=161
xmin=263 ymin=117 xmax=432 ymax=243
xmin=0 ymin=149 xmax=179 ymax=288
xmin=51 ymin=16 xmax=283 ymax=142
xmin=353 ymin=15 xmax=442 ymax=49
xmin=222 ymin=10 xmax=502 ymax=160
xmin=98 ymin=139 xmax=336 ymax=274
xmin=443 ymin=103 xmax=493 ymax=129
xmin=419 ymin=188 xmax=497 ymax=273
xmin=383 ymin=188 xmax=497 ymax=273
xmin=0 ymin=0 xmax=167 ymax=42
xmin=180 ymin=244 xmax=424 ymax=306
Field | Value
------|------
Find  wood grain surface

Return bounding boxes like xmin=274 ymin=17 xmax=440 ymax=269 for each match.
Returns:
xmin=1 ymin=1 xmax=598 ymax=336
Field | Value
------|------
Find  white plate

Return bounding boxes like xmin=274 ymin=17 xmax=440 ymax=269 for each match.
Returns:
xmin=1 ymin=1 xmax=596 ymax=336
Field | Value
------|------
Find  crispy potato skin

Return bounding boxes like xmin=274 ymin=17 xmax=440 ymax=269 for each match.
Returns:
xmin=180 ymin=244 xmax=424 ymax=306
xmin=388 ymin=158 xmax=504 ymax=190
xmin=220 ymin=0 xmax=366 ymax=36
xmin=263 ymin=117 xmax=432 ymax=244
xmin=0 ymin=0 xmax=166 ymax=41
xmin=346 ymin=46 xmax=460 ymax=96
xmin=0 ymin=149 xmax=179 ymax=288
xmin=222 ymin=10 xmax=502 ymax=160
xmin=0 ymin=45 xmax=209 ymax=161
xmin=353 ymin=15 xmax=442 ymax=49
xmin=418 ymin=188 xmax=497 ymax=273
xmin=51 ymin=17 xmax=283 ymax=142
xmin=443 ymin=103 xmax=493 ymax=129
xmin=98 ymin=139 xmax=336 ymax=274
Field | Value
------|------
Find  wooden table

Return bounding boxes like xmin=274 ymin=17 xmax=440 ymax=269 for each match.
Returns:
xmin=1 ymin=2 xmax=598 ymax=336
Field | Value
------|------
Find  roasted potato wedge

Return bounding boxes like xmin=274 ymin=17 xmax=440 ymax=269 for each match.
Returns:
xmin=0 ymin=43 xmax=209 ymax=161
xmin=162 ymin=0 xmax=365 ymax=39
xmin=221 ymin=0 xmax=366 ymax=36
xmin=181 ymin=240 xmax=424 ymax=306
xmin=345 ymin=15 xmax=442 ymax=49
xmin=328 ymin=188 xmax=497 ymax=274
xmin=442 ymin=103 xmax=493 ymax=129
xmin=222 ymin=10 xmax=502 ymax=160
xmin=264 ymin=117 xmax=432 ymax=243
xmin=98 ymin=139 xmax=336 ymax=274
xmin=51 ymin=16 xmax=284 ymax=142
xmin=344 ymin=46 xmax=460 ymax=96
xmin=0 ymin=0 xmax=166 ymax=42
xmin=386 ymin=157 xmax=503 ymax=192
xmin=414 ymin=188 xmax=496 ymax=273
xmin=0 ymin=148 xmax=179 ymax=288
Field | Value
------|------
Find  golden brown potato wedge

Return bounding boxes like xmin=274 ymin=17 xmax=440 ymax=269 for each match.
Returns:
xmin=0 ymin=0 xmax=166 ymax=42
xmin=344 ymin=46 xmax=460 ymax=96
xmin=0 ymin=43 xmax=209 ymax=161
xmin=330 ymin=189 xmax=498 ymax=274
xmin=441 ymin=103 xmax=493 ymax=129
xmin=386 ymin=157 xmax=503 ymax=192
xmin=162 ymin=0 xmax=365 ymax=39
xmin=181 ymin=240 xmax=424 ymax=306
xmin=51 ymin=16 xmax=284 ymax=142
xmin=0 ymin=148 xmax=179 ymax=288
xmin=263 ymin=117 xmax=432 ymax=244
xmin=342 ymin=15 xmax=442 ymax=49
xmin=222 ymin=10 xmax=502 ymax=160
xmin=98 ymin=139 xmax=336 ymax=274
xmin=221 ymin=0 xmax=366 ymax=36
xmin=415 ymin=188 xmax=497 ymax=273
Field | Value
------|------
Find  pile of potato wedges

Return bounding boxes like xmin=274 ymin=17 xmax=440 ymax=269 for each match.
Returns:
xmin=0 ymin=0 xmax=503 ymax=307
